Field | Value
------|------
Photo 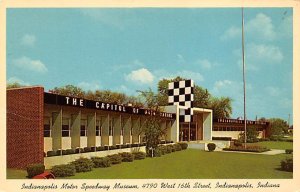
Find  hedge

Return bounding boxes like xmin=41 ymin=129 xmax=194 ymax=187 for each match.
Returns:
xmin=212 ymin=137 xmax=232 ymax=141
xmin=119 ymin=152 xmax=134 ymax=162
xmin=207 ymin=143 xmax=216 ymax=152
xmin=26 ymin=164 xmax=45 ymax=178
xmin=71 ymin=158 xmax=94 ymax=172
xmin=107 ymin=154 xmax=122 ymax=164
xmin=281 ymin=158 xmax=293 ymax=172
xmin=91 ymin=157 xmax=111 ymax=168
xmin=223 ymin=146 xmax=270 ymax=153
xmin=178 ymin=142 xmax=188 ymax=150
xmin=132 ymin=152 xmax=146 ymax=160
xmin=51 ymin=164 xmax=76 ymax=177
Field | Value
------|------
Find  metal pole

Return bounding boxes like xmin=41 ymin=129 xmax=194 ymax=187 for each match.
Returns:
xmin=242 ymin=7 xmax=247 ymax=148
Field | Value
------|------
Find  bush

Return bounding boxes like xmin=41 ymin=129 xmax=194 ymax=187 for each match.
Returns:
xmin=178 ymin=142 xmax=188 ymax=150
xmin=75 ymin=148 xmax=84 ymax=153
xmin=47 ymin=150 xmax=59 ymax=157
xmin=132 ymin=143 xmax=139 ymax=147
xmin=110 ymin=145 xmax=118 ymax=150
xmin=207 ymin=143 xmax=216 ymax=152
xmin=91 ymin=157 xmax=111 ymax=168
xmin=233 ymin=140 xmax=243 ymax=147
xmin=285 ymin=149 xmax=293 ymax=154
xmin=173 ymin=143 xmax=182 ymax=151
xmin=154 ymin=148 xmax=162 ymax=157
xmin=281 ymin=158 xmax=293 ymax=172
xmin=158 ymin=145 xmax=167 ymax=155
xmin=107 ymin=154 xmax=122 ymax=164
xmin=26 ymin=164 xmax=45 ymax=178
xmin=96 ymin=146 xmax=105 ymax=151
xmin=119 ymin=152 xmax=134 ymax=162
xmin=83 ymin=147 xmax=92 ymax=153
xmin=132 ymin=152 xmax=146 ymax=160
xmin=166 ymin=145 xmax=173 ymax=153
xmin=212 ymin=137 xmax=232 ymax=141
xmin=223 ymin=146 xmax=270 ymax=153
xmin=62 ymin=149 xmax=76 ymax=155
xmin=71 ymin=158 xmax=94 ymax=172
xmin=51 ymin=164 xmax=76 ymax=177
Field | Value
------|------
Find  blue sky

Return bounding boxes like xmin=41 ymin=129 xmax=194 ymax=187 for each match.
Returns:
xmin=6 ymin=8 xmax=293 ymax=123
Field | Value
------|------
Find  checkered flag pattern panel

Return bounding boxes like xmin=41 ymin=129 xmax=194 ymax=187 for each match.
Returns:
xmin=168 ymin=79 xmax=194 ymax=122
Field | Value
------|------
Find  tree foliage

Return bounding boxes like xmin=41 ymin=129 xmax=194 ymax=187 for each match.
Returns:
xmin=209 ymin=97 xmax=232 ymax=119
xmin=7 ymin=82 xmax=23 ymax=89
xmin=268 ymin=118 xmax=289 ymax=136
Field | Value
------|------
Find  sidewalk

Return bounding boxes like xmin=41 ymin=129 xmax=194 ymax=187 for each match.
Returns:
xmin=220 ymin=149 xmax=285 ymax=155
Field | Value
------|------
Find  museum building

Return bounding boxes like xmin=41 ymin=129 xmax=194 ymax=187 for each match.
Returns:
xmin=6 ymin=85 xmax=269 ymax=169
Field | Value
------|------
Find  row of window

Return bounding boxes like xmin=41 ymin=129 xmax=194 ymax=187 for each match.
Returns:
xmin=213 ymin=127 xmax=264 ymax=131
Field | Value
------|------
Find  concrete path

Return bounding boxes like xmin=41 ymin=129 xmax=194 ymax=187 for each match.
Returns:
xmin=220 ymin=149 xmax=285 ymax=155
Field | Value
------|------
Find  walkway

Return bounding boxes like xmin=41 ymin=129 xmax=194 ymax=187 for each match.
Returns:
xmin=220 ymin=149 xmax=285 ymax=155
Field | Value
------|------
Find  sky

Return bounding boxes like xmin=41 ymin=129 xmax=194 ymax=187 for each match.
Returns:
xmin=6 ymin=8 xmax=293 ymax=123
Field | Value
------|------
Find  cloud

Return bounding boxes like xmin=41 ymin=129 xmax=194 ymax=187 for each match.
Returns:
xmin=220 ymin=13 xmax=276 ymax=41
xmin=125 ymin=68 xmax=154 ymax=84
xmin=81 ymin=9 xmax=138 ymax=30
xmin=7 ymin=76 xmax=30 ymax=85
xmin=177 ymin=54 xmax=186 ymax=64
xmin=112 ymin=59 xmax=144 ymax=71
xmin=266 ymin=86 xmax=280 ymax=97
xmin=220 ymin=26 xmax=241 ymax=41
xmin=21 ymin=34 xmax=36 ymax=46
xmin=154 ymin=70 xmax=204 ymax=82
xmin=246 ymin=13 xmax=276 ymax=41
xmin=78 ymin=81 xmax=101 ymax=91
xmin=12 ymin=56 xmax=48 ymax=73
xmin=195 ymin=59 xmax=214 ymax=69
xmin=234 ymin=43 xmax=283 ymax=71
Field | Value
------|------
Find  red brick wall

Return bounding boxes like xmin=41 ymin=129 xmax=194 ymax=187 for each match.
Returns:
xmin=7 ymin=87 xmax=44 ymax=169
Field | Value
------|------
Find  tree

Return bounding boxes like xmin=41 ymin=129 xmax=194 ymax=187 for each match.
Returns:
xmin=138 ymin=89 xmax=164 ymax=157
xmin=268 ymin=118 xmax=289 ymax=136
xmin=238 ymin=127 xmax=259 ymax=143
xmin=209 ymin=97 xmax=232 ymax=119
xmin=52 ymin=85 xmax=85 ymax=98
xmin=7 ymin=82 xmax=23 ymax=89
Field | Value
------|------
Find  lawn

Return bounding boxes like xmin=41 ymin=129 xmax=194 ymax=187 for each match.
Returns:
xmin=247 ymin=141 xmax=293 ymax=150
xmin=7 ymin=148 xmax=292 ymax=179
xmin=65 ymin=149 xmax=292 ymax=179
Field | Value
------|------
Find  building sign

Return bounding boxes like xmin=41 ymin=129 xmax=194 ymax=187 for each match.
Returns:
xmin=44 ymin=92 xmax=175 ymax=119
xmin=215 ymin=118 xmax=268 ymax=125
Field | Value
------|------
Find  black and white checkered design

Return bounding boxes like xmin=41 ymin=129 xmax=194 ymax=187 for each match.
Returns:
xmin=168 ymin=79 xmax=194 ymax=122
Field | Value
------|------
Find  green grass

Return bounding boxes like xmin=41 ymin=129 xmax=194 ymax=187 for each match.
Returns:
xmin=7 ymin=169 xmax=27 ymax=179
xmin=248 ymin=141 xmax=293 ymax=150
xmin=65 ymin=149 xmax=292 ymax=179
xmin=7 ymin=148 xmax=293 ymax=179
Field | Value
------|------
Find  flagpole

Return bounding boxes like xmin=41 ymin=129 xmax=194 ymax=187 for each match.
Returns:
xmin=242 ymin=7 xmax=247 ymax=148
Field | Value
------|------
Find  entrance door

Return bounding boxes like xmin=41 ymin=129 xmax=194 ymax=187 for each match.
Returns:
xmin=179 ymin=122 xmax=197 ymax=141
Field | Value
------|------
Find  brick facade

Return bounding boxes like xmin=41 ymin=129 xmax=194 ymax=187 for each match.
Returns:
xmin=7 ymin=87 xmax=44 ymax=169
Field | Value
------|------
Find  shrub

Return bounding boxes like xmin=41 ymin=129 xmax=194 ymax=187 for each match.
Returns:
xmin=47 ymin=150 xmax=59 ymax=157
xmin=132 ymin=152 xmax=146 ymax=160
xmin=285 ymin=149 xmax=293 ymax=154
xmin=158 ymin=145 xmax=167 ymax=155
xmin=212 ymin=137 xmax=232 ymax=141
xmin=223 ymin=146 xmax=270 ymax=153
xmin=173 ymin=143 xmax=182 ymax=151
xmin=75 ymin=148 xmax=84 ymax=153
xmin=91 ymin=157 xmax=111 ymax=168
xmin=119 ymin=152 xmax=134 ymax=162
xmin=107 ymin=154 xmax=122 ymax=164
xmin=207 ymin=143 xmax=216 ymax=152
xmin=96 ymin=146 xmax=105 ymax=151
xmin=166 ymin=145 xmax=173 ymax=153
xmin=234 ymin=140 xmax=243 ymax=147
xmin=281 ymin=157 xmax=293 ymax=172
xmin=178 ymin=142 xmax=188 ymax=150
xmin=26 ymin=164 xmax=45 ymax=178
xmin=110 ymin=145 xmax=118 ymax=150
xmin=154 ymin=148 xmax=162 ymax=157
xmin=51 ymin=164 xmax=76 ymax=177
xmin=83 ymin=147 xmax=92 ymax=153
xmin=132 ymin=143 xmax=139 ymax=147
xmin=71 ymin=158 xmax=94 ymax=172
xmin=91 ymin=146 xmax=96 ymax=152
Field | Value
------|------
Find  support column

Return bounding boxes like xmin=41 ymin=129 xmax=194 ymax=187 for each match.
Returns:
xmin=101 ymin=114 xmax=109 ymax=146
xmin=71 ymin=111 xmax=81 ymax=149
xmin=123 ymin=116 xmax=131 ymax=144
xmin=113 ymin=115 xmax=121 ymax=145
xmin=203 ymin=112 xmax=212 ymax=140
xmin=87 ymin=113 xmax=96 ymax=147
xmin=132 ymin=117 xmax=140 ymax=143
xmin=166 ymin=120 xmax=172 ymax=141
xmin=52 ymin=109 xmax=62 ymax=150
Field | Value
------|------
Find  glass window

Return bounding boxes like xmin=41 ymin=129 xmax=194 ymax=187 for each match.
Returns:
xmin=81 ymin=125 xmax=86 ymax=136
xmin=96 ymin=125 xmax=100 ymax=136
xmin=109 ymin=118 xmax=114 ymax=136
xmin=44 ymin=124 xmax=51 ymax=137
xmin=62 ymin=119 xmax=70 ymax=137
